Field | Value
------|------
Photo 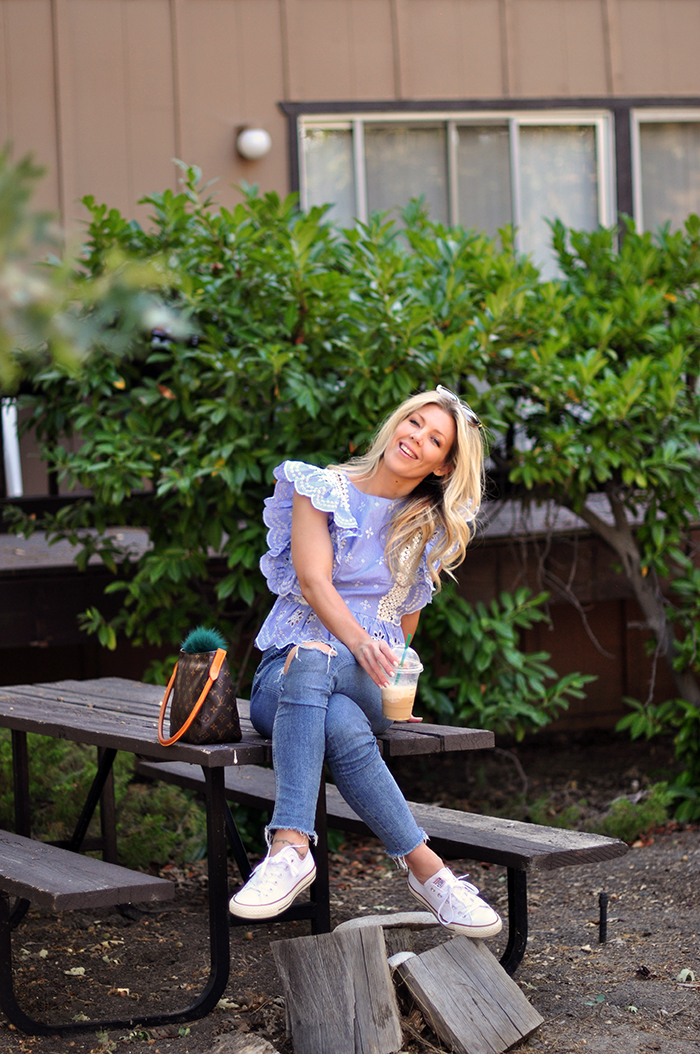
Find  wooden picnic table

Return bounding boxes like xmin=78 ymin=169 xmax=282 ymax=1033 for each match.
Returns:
xmin=0 ymin=676 xmax=494 ymax=1033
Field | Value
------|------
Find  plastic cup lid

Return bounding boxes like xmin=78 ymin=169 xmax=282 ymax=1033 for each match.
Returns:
xmin=391 ymin=645 xmax=423 ymax=672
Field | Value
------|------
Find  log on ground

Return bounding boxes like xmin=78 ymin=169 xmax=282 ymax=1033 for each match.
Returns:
xmin=395 ymin=935 xmax=543 ymax=1054
xmin=271 ymin=925 xmax=402 ymax=1054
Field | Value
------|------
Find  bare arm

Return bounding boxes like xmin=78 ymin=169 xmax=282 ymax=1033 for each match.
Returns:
xmin=291 ymin=491 xmax=398 ymax=686
xmin=401 ymin=610 xmax=420 ymax=642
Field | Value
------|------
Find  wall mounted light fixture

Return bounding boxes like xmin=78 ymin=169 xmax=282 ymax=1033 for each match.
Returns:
xmin=236 ymin=128 xmax=272 ymax=160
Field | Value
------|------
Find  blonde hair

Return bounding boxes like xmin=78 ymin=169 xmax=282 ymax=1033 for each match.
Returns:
xmin=331 ymin=389 xmax=485 ymax=589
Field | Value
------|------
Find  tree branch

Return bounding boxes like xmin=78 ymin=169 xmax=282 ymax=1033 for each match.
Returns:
xmin=568 ymin=495 xmax=700 ymax=708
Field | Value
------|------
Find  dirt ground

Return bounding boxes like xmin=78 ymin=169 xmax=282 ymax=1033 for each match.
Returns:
xmin=2 ymin=734 xmax=699 ymax=1054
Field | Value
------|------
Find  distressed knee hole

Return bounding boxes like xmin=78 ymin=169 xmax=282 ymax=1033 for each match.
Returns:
xmin=284 ymin=640 xmax=336 ymax=674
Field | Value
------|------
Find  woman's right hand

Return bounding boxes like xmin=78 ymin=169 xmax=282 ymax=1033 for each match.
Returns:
xmin=352 ymin=637 xmax=398 ymax=688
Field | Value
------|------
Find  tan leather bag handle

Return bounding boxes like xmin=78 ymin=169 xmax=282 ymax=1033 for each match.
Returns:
xmin=157 ymin=648 xmax=227 ymax=746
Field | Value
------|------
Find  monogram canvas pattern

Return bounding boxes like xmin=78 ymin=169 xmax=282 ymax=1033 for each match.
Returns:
xmin=169 ymin=650 xmax=242 ymax=745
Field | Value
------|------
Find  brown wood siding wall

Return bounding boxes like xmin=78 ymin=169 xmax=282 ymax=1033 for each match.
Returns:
xmin=4 ymin=0 xmax=700 ymax=230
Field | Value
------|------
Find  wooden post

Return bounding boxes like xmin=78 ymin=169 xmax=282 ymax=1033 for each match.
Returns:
xmin=395 ymin=936 xmax=543 ymax=1054
xmin=271 ymin=926 xmax=403 ymax=1054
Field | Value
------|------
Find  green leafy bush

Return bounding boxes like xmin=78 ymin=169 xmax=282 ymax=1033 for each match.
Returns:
xmin=0 ymin=150 xmax=187 ymax=392
xmin=10 ymin=172 xmax=504 ymax=652
xmin=419 ymin=584 xmax=594 ymax=738
xmin=527 ymin=784 xmax=672 ymax=842
xmin=617 ymin=698 xmax=700 ymax=822
xmin=527 ymin=797 xmax=586 ymax=830
xmin=116 ymin=781 xmax=204 ymax=867
xmin=596 ymin=783 xmax=673 ymax=843
xmin=0 ymin=729 xmax=129 ymax=841
xmin=8 ymin=166 xmax=700 ymax=794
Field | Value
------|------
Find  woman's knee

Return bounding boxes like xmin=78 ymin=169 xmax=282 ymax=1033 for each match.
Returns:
xmin=325 ymin=695 xmax=376 ymax=760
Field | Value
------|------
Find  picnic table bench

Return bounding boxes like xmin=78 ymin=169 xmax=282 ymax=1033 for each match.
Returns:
xmin=0 ymin=678 xmax=628 ymax=1035
xmin=0 ymin=829 xmax=175 ymax=1035
xmin=137 ymin=730 xmax=629 ymax=976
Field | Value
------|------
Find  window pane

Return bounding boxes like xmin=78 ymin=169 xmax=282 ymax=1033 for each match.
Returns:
xmin=519 ymin=125 xmax=598 ymax=279
xmin=364 ymin=124 xmax=448 ymax=224
xmin=639 ymin=121 xmax=700 ymax=232
xmin=302 ymin=128 xmax=355 ymax=227
xmin=456 ymin=124 xmax=512 ymax=236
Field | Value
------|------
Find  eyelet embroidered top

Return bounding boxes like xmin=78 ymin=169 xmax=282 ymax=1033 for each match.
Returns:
xmin=255 ymin=461 xmax=435 ymax=651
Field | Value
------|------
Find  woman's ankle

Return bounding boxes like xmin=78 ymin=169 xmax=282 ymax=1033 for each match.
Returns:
xmin=405 ymin=844 xmax=444 ymax=885
xmin=270 ymin=830 xmax=309 ymax=858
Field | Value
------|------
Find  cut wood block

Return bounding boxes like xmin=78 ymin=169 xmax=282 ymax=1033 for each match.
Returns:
xmin=396 ymin=936 xmax=543 ymax=1054
xmin=271 ymin=926 xmax=403 ymax=1054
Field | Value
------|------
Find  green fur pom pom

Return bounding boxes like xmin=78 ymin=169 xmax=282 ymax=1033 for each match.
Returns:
xmin=181 ymin=626 xmax=228 ymax=654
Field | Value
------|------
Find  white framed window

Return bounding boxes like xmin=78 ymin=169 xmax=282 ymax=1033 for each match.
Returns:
xmin=631 ymin=109 xmax=700 ymax=233
xmin=299 ymin=110 xmax=615 ymax=279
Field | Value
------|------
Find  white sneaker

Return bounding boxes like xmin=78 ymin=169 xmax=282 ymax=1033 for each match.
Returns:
xmin=408 ymin=867 xmax=502 ymax=938
xmin=229 ymin=845 xmax=316 ymax=920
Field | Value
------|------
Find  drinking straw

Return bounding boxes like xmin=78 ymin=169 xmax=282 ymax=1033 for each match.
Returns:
xmin=394 ymin=633 xmax=412 ymax=684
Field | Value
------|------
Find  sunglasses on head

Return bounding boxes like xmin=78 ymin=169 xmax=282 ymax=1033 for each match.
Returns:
xmin=436 ymin=385 xmax=481 ymax=428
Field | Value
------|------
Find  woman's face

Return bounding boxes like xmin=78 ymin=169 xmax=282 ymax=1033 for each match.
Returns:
xmin=383 ymin=403 xmax=456 ymax=484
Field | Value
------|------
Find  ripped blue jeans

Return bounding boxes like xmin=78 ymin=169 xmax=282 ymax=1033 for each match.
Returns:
xmin=249 ymin=641 xmax=426 ymax=860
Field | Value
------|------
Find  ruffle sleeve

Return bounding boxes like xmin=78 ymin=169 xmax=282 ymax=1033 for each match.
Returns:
xmin=259 ymin=461 xmax=361 ymax=598
xmin=401 ymin=522 xmax=446 ymax=613
xmin=403 ymin=547 xmax=435 ymax=613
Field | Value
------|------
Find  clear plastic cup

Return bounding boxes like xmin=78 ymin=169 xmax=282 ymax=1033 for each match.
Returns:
xmin=381 ymin=645 xmax=423 ymax=721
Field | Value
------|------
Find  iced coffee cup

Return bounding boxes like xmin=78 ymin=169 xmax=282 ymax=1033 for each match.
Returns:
xmin=381 ymin=645 xmax=423 ymax=721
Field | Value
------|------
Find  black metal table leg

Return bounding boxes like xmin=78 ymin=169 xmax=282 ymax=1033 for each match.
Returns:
xmin=189 ymin=766 xmax=233 ymax=1015
xmin=310 ymin=779 xmax=331 ymax=934
xmin=9 ymin=732 xmax=31 ymax=929
xmin=499 ymin=868 xmax=528 ymax=976
xmin=0 ymin=891 xmax=39 ymax=1034
xmin=222 ymin=796 xmax=254 ymax=882
xmin=99 ymin=746 xmax=118 ymax=863
xmin=67 ymin=747 xmax=118 ymax=853
xmin=12 ymin=731 xmax=30 ymax=837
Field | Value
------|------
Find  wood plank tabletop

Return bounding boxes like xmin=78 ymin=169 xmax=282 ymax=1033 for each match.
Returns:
xmin=0 ymin=677 xmax=494 ymax=765
xmin=0 ymin=680 xmax=266 ymax=767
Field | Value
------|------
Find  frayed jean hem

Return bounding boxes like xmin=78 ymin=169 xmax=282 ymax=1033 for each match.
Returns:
xmin=264 ymin=825 xmax=319 ymax=849
xmin=388 ymin=829 xmax=429 ymax=870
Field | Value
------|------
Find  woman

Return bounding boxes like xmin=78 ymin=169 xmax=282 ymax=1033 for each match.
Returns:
xmin=229 ymin=386 xmax=501 ymax=939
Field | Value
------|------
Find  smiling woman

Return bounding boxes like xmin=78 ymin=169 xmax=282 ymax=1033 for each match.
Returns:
xmin=227 ymin=388 xmax=501 ymax=941
xmin=331 ymin=388 xmax=485 ymax=591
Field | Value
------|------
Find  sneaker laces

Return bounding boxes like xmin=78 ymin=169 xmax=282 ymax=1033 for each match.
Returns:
xmin=432 ymin=872 xmax=483 ymax=927
xmin=246 ymin=844 xmax=306 ymax=894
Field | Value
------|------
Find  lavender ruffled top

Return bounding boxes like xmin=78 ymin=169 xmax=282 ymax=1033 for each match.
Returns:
xmin=254 ymin=461 xmax=435 ymax=652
